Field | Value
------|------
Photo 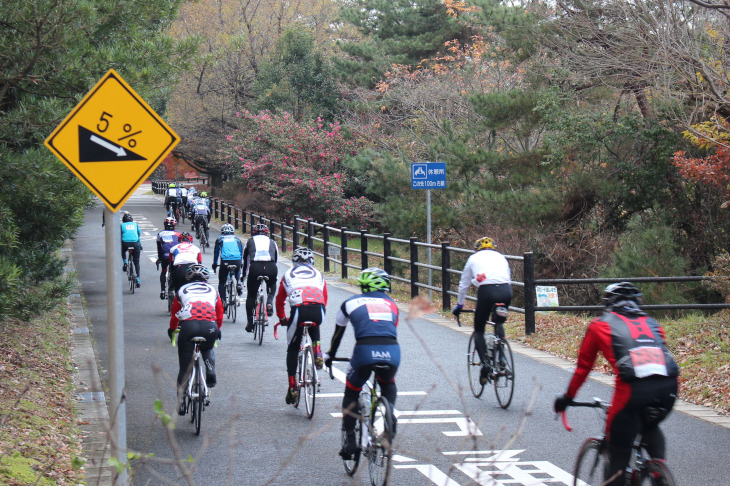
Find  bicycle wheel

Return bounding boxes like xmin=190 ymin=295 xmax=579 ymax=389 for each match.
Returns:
xmin=193 ymin=363 xmax=204 ymax=436
xmin=252 ymin=296 xmax=260 ymax=340
xmin=467 ymin=333 xmax=485 ymax=398
xmin=369 ymin=396 xmax=394 ymax=486
xmin=293 ymin=353 xmax=302 ymax=408
xmin=257 ymin=307 xmax=265 ymax=346
xmin=638 ymin=460 xmax=676 ymax=486
xmin=226 ymin=280 xmax=233 ymax=320
xmin=493 ymin=339 xmax=515 ymax=409
xmin=342 ymin=427 xmax=361 ymax=476
xmin=303 ymin=346 xmax=316 ymax=419
xmin=128 ymin=263 xmax=135 ymax=294
xmin=573 ymin=438 xmax=611 ymax=486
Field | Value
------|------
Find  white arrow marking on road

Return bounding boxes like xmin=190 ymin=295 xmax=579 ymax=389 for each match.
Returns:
xmin=90 ymin=134 xmax=127 ymax=157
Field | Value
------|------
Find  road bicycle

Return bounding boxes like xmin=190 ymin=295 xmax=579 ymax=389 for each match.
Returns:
xmin=195 ymin=217 xmax=208 ymax=253
xmin=329 ymin=357 xmax=396 ymax=486
xmin=125 ymin=247 xmax=137 ymax=294
xmin=560 ymin=398 xmax=676 ymax=486
xmin=156 ymin=261 xmax=175 ymax=313
xmin=172 ymin=331 xmax=211 ymax=437
xmin=169 ymin=201 xmax=182 ymax=224
xmin=252 ymin=275 xmax=269 ymax=346
xmin=224 ymin=264 xmax=239 ymax=323
xmin=457 ymin=307 xmax=515 ymax=408
xmin=165 ymin=267 xmax=175 ymax=313
xmin=290 ymin=321 xmax=319 ymax=419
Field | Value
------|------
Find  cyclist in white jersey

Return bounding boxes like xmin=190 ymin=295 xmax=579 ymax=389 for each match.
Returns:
xmin=243 ymin=223 xmax=279 ymax=332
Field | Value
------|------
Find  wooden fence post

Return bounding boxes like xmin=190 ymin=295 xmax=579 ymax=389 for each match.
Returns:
xmin=441 ymin=242 xmax=451 ymax=311
xmin=383 ymin=233 xmax=392 ymax=275
xmin=361 ymin=230 xmax=368 ymax=270
xmin=341 ymin=227 xmax=348 ymax=279
xmin=307 ymin=219 xmax=314 ymax=250
xmin=524 ymin=252 xmax=536 ymax=335
xmin=410 ymin=237 xmax=419 ymax=298
xmin=280 ymin=221 xmax=287 ymax=253
xmin=323 ymin=224 xmax=330 ymax=273
xmin=293 ymin=215 xmax=300 ymax=249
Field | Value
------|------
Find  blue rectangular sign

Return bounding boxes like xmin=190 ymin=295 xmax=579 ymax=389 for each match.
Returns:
xmin=411 ymin=162 xmax=446 ymax=189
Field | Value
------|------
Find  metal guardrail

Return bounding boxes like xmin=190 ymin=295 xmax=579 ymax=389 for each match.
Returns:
xmin=148 ymin=182 xmax=730 ymax=335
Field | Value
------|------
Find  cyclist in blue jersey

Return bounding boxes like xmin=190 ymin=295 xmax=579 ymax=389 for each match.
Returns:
xmin=323 ymin=267 xmax=400 ymax=459
xmin=121 ymin=212 xmax=142 ymax=287
xmin=212 ymin=223 xmax=244 ymax=307
xmin=156 ymin=217 xmax=182 ymax=300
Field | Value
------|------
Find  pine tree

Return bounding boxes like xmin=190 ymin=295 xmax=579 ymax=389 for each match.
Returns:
xmin=335 ymin=0 xmax=471 ymax=88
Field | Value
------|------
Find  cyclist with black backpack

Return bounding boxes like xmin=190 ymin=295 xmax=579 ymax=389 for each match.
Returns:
xmin=554 ymin=282 xmax=679 ymax=486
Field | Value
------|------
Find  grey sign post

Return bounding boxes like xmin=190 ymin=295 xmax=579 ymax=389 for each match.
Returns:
xmin=411 ymin=162 xmax=447 ymax=299
xmin=104 ymin=208 xmax=126 ymax=485
xmin=328 ymin=245 xmax=341 ymax=274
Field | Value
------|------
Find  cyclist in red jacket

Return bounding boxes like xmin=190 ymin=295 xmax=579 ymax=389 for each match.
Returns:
xmin=168 ymin=264 xmax=223 ymax=416
xmin=274 ymin=247 xmax=328 ymax=404
xmin=554 ymin=282 xmax=679 ymax=486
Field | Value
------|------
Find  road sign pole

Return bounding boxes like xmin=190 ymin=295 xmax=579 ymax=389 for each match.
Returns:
xmin=104 ymin=208 xmax=127 ymax=485
xmin=427 ymin=188 xmax=432 ymax=300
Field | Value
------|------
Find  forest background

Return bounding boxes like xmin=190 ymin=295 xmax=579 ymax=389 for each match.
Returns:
xmin=5 ymin=0 xmax=730 ymax=317
xmin=3 ymin=0 xmax=730 ymax=483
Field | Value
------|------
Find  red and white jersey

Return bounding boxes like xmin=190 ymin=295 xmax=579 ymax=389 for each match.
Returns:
xmin=169 ymin=242 xmax=202 ymax=265
xmin=169 ymin=281 xmax=224 ymax=329
xmin=275 ymin=265 xmax=328 ymax=320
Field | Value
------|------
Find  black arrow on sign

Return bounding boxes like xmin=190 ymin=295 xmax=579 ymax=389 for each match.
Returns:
xmin=78 ymin=126 xmax=146 ymax=162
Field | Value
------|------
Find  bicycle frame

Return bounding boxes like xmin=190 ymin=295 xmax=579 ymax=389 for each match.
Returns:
xmin=299 ymin=324 xmax=319 ymax=388
xmin=329 ymin=357 xmax=395 ymax=485
xmin=561 ymin=398 xmax=676 ymax=486
xmin=187 ymin=343 xmax=209 ymax=404
xmin=294 ymin=322 xmax=318 ymax=418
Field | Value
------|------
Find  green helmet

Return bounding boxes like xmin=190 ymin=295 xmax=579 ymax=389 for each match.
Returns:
xmin=357 ymin=267 xmax=391 ymax=293
xmin=169 ymin=182 xmax=176 ymax=188
xmin=200 ymin=191 xmax=208 ymax=198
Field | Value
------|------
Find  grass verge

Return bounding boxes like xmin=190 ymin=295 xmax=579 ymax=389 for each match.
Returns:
xmin=0 ymin=305 xmax=84 ymax=485
xmin=507 ymin=311 xmax=730 ymax=416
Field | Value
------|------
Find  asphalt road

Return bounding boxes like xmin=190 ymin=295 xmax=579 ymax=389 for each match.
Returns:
xmin=73 ymin=189 xmax=730 ymax=485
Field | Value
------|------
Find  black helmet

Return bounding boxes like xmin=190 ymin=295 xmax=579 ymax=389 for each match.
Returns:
xmin=185 ymin=264 xmax=210 ymax=282
xmin=253 ymin=223 xmax=269 ymax=236
xmin=122 ymin=212 xmax=133 ymax=222
xmin=292 ymin=246 xmax=314 ymax=265
xmin=603 ymin=282 xmax=644 ymax=314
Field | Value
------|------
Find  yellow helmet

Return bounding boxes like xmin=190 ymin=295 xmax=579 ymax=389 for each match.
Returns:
xmin=474 ymin=236 xmax=495 ymax=251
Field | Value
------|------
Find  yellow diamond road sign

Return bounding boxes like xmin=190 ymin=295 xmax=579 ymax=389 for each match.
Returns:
xmin=44 ymin=69 xmax=179 ymax=211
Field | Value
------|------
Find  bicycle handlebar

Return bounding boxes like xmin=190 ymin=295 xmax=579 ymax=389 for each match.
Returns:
xmin=558 ymin=397 xmax=608 ymax=432
xmin=455 ymin=308 xmax=475 ymax=327
xmin=327 ymin=357 xmax=350 ymax=380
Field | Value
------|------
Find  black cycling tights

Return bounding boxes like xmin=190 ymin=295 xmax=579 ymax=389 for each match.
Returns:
xmin=604 ymin=376 xmax=678 ymax=486
xmin=473 ymin=283 xmax=512 ymax=363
